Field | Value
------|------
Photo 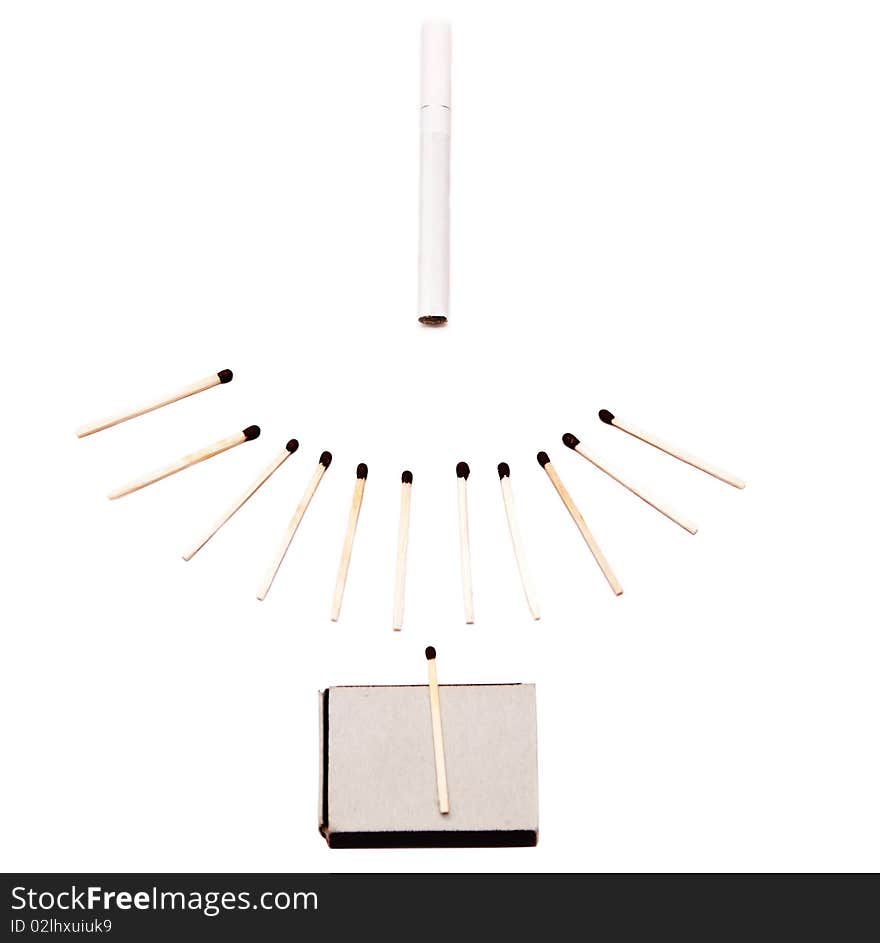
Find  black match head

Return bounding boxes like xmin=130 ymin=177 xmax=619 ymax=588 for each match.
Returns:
xmin=418 ymin=315 xmax=448 ymax=326
xmin=497 ymin=462 xmax=510 ymax=479
xmin=401 ymin=470 xmax=413 ymax=484
xmin=425 ymin=646 xmax=436 ymax=660
xmin=242 ymin=425 xmax=261 ymax=441
xmin=319 ymin=451 xmax=332 ymax=468
xmin=285 ymin=438 xmax=299 ymax=453
xmin=598 ymin=409 xmax=615 ymax=425
xmin=456 ymin=461 xmax=470 ymax=480
xmin=217 ymin=368 xmax=233 ymax=383
xmin=357 ymin=462 xmax=368 ymax=479
xmin=562 ymin=432 xmax=580 ymax=449
xmin=537 ymin=451 xmax=550 ymax=467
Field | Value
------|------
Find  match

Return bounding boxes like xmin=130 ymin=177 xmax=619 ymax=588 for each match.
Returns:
xmin=183 ymin=438 xmax=299 ymax=561
xmin=256 ymin=451 xmax=332 ymax=601
xmin=330 ymin=463 xmax=368 ymax=622
xmin=425 ymin=646 xmax=450 ymax=814
xmin=599 ymin=410 xmax=745 ymax=489
xmin=108 ymin=424 xmax=260 ymax=500
xmin=77 ymin=369 xmax=233 ymax=438
xmin=562 ymin=433 xmax=698 ymax=534
xmin=498 ymin=463 xmax=540 ymax=620
xmin=392 ymin=471 xmax=413 ymax=631
xmin=537 ymin=451 xmax=623 ymax=596
xmin=456 ymin=462 xmax=474 ymax=624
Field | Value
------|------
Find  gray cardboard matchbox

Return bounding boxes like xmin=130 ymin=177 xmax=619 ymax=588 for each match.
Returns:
xmin=319 ymin=683 xmax=538 ymax=848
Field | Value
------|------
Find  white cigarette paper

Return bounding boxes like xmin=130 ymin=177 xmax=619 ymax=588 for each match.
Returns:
xmin=418 ymin=20 xmax=451 ymax=324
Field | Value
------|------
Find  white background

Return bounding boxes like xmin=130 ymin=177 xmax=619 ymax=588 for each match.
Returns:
xmin=1 ymin=1 xmax=878 ymax=873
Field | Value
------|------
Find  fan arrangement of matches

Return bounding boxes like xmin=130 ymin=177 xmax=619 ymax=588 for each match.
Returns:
xmin=77 ymin=368 xmax=745 ymax=629
xmin=75 ymin=25 xmax=747 ymax=629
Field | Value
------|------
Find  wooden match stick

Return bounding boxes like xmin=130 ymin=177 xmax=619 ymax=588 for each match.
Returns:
xmin=599 ymin=410 xmax=745 ymax=489
xmin=330 ymin=463 xmax=368 ymax=622
xmin=77 ymin=369 xmax=233 ymax=438
xmin=392 ymin=470 xmax=413 ymax=631
xmin=497 ymin=463 xmax=540 ymax=620
xmin=538 ymin=451 xmax=623 ymax=596
xmin=256 ymin=451 xmax=332 ymax=601
xmin=456 ymin=462 xmax=474 ymax=624
xmin=425 ymin=646 xmax=450 ymax=814
xmin=108 ymin=424 xmax=260 ymax=499
xmin=562 ymin=433 xmax=698 ymax=534
xmin=182 ymin=438 xmax=299 ymax=561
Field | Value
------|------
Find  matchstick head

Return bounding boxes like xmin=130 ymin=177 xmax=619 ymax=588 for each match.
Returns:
xmin=598 ymin=409 xmax=615 ymax=425
xmin=357 ymin=463 xmax=368 ymax=479
xmin=456 ymin=461 xmax=470 ymax=479
xmin=562 ymin=433 xmax=580 ymax=449
xmin=243 ymin=425 xmax=261 ymax=440
xmin=497 ymin=462 xmax=510 ymax=479
xmin=286 ymin=438 xmax=299 ymax=453
xmin=217 ymin=369 xmax=234 ymax=383
xmin=320 ymin=451 xmax=333 ymax=468
xmin=402 ymin=470 xmax=413 ymax=484
xmin=425 ymin=645 xmax=436 ymax=660
xmin=537 ymin=451 xmax=550 ymax=467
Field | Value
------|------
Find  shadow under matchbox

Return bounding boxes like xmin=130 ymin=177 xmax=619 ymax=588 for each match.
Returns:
xmin=319 ymin=684 xmax=538 ymax=848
